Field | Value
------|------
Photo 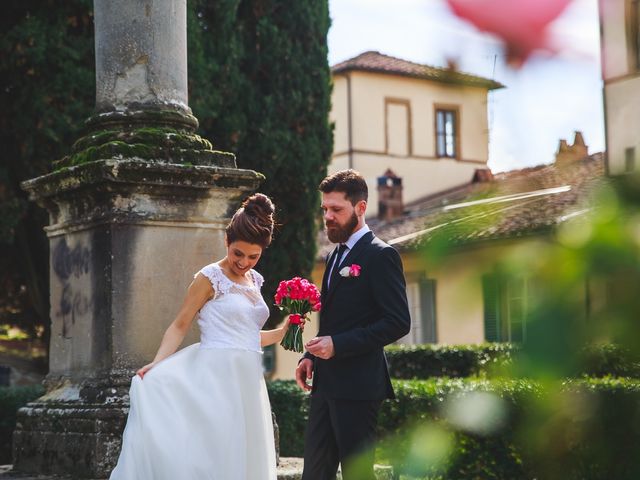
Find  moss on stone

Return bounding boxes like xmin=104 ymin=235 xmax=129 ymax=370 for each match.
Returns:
xmin=71 ymin=127 xmax=212 ymax=153
xmin=57 ymin=126 xmax=233 ymax=170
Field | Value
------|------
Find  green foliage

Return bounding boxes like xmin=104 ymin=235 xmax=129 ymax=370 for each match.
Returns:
xmin=402 ymin=176 xmax=640 ymax=479
xmin=579 ymin=343 xmax=640 ymax=378
xmin=0 ymin=0 xmax=95 ymax=337
xmin=269 ymin=377 xmax=640 ymax=479
xmin=266 ymin=379 xmax=310 ymax=457
xmin=189 ymin=0 xmax=333 ymax=324
xmin=385 ymin=343 xmax=515 ymax=379
xmin=386 ymin=342 xmax=640 ymax=380
xmin=0 ymin=384 xmax=45 ymax=463
xmin=379 ymin=378 xmax=536 ymax=479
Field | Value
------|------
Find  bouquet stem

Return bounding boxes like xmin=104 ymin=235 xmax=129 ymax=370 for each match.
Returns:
xmin=280 ymin=324 xmax=304 ymax=352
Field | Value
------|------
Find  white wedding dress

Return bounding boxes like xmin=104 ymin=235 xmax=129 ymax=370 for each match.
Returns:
xmin=109 ymin=263 xmax=277 ymax=480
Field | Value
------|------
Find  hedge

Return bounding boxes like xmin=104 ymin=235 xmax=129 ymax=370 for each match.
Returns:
xmin=385 ymin=343 xmax=640 ymax=379
xmin=579 ymin=343 xmax=640 ymax=378
xmin=0 ymin=384 xmax=45 ymax=464
xmin=384 ymin=343 xmax=514 ymax=379
xmin=267 ymin=380 xmax=311 ymax=457
xmin=268 ymin=377 xmax=640 ymax=479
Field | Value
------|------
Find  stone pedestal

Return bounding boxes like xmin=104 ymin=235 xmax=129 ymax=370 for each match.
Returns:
xmin=15 ymin=160 xmax=262 ymax=477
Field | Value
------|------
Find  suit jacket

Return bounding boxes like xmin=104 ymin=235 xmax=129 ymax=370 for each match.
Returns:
xmin=304 ymin=231 xmax=411 ymax=400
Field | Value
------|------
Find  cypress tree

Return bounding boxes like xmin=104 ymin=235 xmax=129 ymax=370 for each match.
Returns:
xmin=191 ymin=0 xmax=333 ymax=325
xmin=0 ymin=0 xmax=95 ymax=340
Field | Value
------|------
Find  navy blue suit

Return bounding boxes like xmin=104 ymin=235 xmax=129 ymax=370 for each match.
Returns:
xmin=302 ymin=231 xmax=411 ymax=479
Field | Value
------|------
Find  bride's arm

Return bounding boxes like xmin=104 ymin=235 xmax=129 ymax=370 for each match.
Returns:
xmin=260 ymin=321 xmax=290 ymax=347
xmin=137 ymin=274 xmax=213 ymax=378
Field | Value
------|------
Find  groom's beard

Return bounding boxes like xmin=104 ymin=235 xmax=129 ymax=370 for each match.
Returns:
xmin=326 ymin=211 xmax=358 ymax=244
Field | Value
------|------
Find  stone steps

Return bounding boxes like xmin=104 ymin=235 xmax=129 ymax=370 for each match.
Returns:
xmin=0 ymin=459 xmax=394 ymax=479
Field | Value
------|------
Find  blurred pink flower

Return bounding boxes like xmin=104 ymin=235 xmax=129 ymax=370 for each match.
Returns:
xmin=446 ymin=0 xmax=573 ymax=67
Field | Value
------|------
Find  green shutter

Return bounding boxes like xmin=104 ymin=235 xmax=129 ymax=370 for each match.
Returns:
xmin=482 ymin=274 xmax=501 ymax=342
xmin=262 ymin=344 xmax=275 ymax=376
xmin=419 ymin=279 xmax=437 ymax=343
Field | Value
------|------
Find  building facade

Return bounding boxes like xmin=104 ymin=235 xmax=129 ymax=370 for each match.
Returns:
xmin=599 ymin=0 xmax=640 ymax=174
xmin=329 ymin=51 xmax=503 ymax=216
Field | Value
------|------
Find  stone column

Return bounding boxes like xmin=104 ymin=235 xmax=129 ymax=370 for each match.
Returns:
xmin=94 ymin=0 xmax=190 ymax=116
xmin=13 ymin=1 xmax=266 ymax=477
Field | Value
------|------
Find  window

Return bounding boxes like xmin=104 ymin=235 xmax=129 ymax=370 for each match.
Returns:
xmin=625 ymin=147 xmax=636 ymax=172
xmin=399 ymin=278 xmax=437 ymax=345
xmin=435 ymin=108 xmax=458 ymax=158
xmin=385 ymin=99 xmax=411 ymax=156
xmin=483 ymin=274 xmax=532 ymax=342
xmin=504 ymin=277 xmax=527 ymax=342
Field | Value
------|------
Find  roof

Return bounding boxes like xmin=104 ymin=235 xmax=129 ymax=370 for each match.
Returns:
xmin=332 ymin=51 xmax=504 ymax=91
xmin=317 ymin=153 xmax=606 ymax=259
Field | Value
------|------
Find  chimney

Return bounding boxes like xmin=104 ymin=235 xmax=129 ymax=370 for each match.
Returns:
xmin=472 ymin=168 xmax=494 ymax=183
xmin=377 ymin=169 xmax=403 ymax=221
xmin=555 ymin=131 xmax=588 ymax=165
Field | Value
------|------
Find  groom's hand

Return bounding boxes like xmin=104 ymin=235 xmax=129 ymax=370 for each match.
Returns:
xmin=305 ymin=336 xmax=335 ymax=360
xmin=296 ymin=358 xmax=314 ymax=391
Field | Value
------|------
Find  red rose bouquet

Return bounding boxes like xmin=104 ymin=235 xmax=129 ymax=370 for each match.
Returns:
xmin=275 ymin=277 xmax=321 ymax=352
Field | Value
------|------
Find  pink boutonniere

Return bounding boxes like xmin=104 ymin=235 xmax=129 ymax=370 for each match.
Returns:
xmin=339 ymin=264 xmax=361 ymax=278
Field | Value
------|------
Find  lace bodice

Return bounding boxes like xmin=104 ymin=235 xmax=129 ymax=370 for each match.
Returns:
xmin=194 ymin=263 xmax=270 ymax=352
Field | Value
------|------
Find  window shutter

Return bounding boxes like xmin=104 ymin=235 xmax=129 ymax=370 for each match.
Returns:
xmin=419 ymin=278 xmax=437 ymax=343
xmin=262 ymin=344 xmax=275 ymax=375
xmin=482 ymin=274 xmax=501 ymax=342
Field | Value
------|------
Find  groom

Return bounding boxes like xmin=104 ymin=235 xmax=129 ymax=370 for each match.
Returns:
xmin=296 ymin=169 xmax=411 ymax=480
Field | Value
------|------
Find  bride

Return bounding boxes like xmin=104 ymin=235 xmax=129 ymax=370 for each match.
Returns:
xmin=109 ymin=193 xmax=285 ymax=480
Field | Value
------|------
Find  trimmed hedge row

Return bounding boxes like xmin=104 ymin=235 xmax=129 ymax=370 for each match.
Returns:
xmin=0 ymin=384 xmax=44 ymax=464
xmin=385 ymin=343 xmax=640 ymax=379
xmin=384 ymin=343 xmax=514 ymax=379
xmin=268 ymin=377 xmax=640 ymax=479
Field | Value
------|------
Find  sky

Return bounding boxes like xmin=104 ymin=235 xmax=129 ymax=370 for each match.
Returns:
xmin=327 ymin=0 xmax=605 ymax=173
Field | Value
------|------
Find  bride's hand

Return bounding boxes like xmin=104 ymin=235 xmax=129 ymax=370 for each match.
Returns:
xmin=137 ymin=362 xmax=156 ymax=379
xmin=283 ymin=317 xmax=306 ymax=332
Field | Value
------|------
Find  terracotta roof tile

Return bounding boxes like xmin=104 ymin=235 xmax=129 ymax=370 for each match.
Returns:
xmin=332 ymin=51 xmax=504 ymax=90
xmin=317 ymin=154 xmax=606 ymax=259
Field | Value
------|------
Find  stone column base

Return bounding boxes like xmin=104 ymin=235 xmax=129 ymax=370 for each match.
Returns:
xmin=12 ymin=380 xmax=127 ymax=478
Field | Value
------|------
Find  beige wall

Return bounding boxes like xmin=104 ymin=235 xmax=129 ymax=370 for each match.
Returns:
xmin=330 ymin=70 xmax=490 ymax=215
xmin=400 ymin=245 xmax=498 ymax=346
xmin=599 ymin=0 xmax=640 ymax=174
xmin=403 ymin=250 xmax=485 ymax=345
xmin=600 ymin=0 xmax=631 ymax=79
xmin=604 ymin=79 xmax=640 ymax=174
xmin=331 ymin=75 xmax=350 ymax=155
xmin=331 ymin=152 xmax=482 ymax=219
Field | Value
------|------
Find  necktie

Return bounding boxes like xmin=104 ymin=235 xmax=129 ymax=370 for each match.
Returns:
xmin=329 ymin=244 xmax=348 ymax=288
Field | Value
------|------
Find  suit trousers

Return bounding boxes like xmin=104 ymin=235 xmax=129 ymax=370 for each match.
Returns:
xmin=301 ymin=390 xmax=381 ymax=480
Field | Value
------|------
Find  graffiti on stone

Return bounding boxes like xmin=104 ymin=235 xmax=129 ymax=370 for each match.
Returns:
xmin=53 ymin=239 xmax=91 ymax=339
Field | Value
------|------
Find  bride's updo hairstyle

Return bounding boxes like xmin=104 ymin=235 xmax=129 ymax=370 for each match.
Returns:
xmin=226 ymin=193 xmax=275 ymax=248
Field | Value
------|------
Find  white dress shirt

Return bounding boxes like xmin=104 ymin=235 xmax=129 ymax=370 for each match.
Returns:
xmin=327 ymin=224 xmax=370 ymax=287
